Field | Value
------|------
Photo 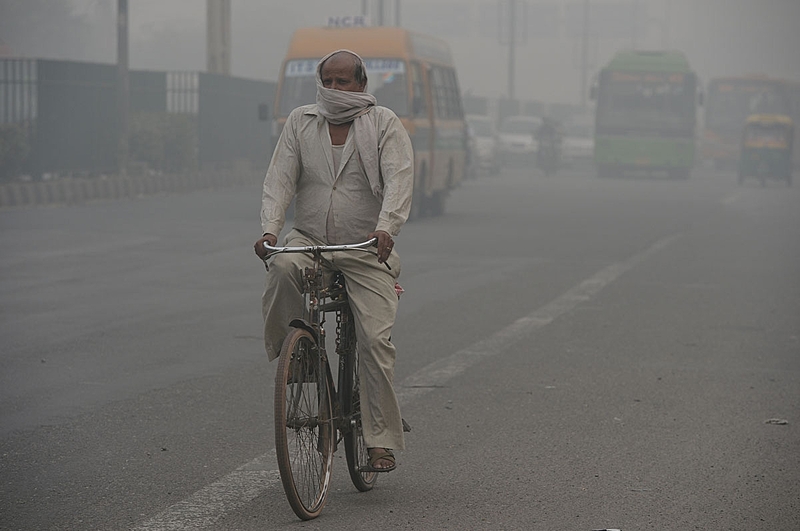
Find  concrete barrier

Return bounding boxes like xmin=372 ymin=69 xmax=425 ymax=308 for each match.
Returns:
xmin=58 ymin=179 xmax=74 ymax=204
xmin=0 ymin=170 xmax=263 ymax=209
xmin=8 ymin=183 xmax=22 ymax=206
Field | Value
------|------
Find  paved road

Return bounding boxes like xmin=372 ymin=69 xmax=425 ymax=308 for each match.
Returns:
xmin=1 ymin=166 xmax=798 ymax=530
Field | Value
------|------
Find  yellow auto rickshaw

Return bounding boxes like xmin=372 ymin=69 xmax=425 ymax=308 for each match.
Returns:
xmin=738 ymin=114 xmax=794 ymax=187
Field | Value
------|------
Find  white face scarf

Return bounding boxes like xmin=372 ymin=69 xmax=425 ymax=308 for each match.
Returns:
xmin=315 ymin=49 xmax=382 ymax=199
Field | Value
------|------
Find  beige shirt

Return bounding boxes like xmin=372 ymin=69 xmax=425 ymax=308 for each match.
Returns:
xmin=261 ymin=104 xmax=414 ymax=244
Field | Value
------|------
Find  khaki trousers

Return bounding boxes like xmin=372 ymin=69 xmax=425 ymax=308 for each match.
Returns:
xmin=262 ymin=229 xmax=405 ymax=451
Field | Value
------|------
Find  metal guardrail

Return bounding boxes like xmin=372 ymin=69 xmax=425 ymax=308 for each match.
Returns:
xmin=0 ymin=59 xmax=276 ymax=181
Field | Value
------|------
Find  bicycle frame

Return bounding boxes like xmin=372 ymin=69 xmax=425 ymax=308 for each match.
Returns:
xmin=264 ymin=238 xmax=392 ymax=518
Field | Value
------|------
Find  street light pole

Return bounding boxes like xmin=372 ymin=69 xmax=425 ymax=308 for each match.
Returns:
xmin=581 ymin=0 xmax=589 ymax=111
xmin=207 ymin=0 xmax=231 ymax=75
xmin=507 ymin=0 xmax=515 ymax=101
xmin=117 ymin=0 xmax=129 ymax=176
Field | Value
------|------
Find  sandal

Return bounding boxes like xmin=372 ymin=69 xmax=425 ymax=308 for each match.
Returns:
xmin=364 ymin=448 xmax=396 ymax=473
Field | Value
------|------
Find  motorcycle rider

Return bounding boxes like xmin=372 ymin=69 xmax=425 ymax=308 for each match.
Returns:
xmin=535 ymin=115 xmax=563 ymax=175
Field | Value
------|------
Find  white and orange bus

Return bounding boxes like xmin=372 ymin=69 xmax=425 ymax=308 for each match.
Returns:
xmin=272 ymin=25 xmax=467 ymax=219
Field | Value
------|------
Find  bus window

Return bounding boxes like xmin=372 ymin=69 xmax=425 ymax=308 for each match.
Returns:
xmin=431 ymin=66 xmax=449 ymax=119
xmin=366 ymin=59 xmax=409 ymax=116
xmin=278 ymin=59 xmax=318 ymax=116
xmin=430 ymin=66 xmax=463 ymax=120
xmin=410 ymin=62 xmax=427 ymax=117
xmin=750 ymin=90 xmax=786 ymax=115
xmin=444 ymin=68 xmax=463 ymax=119
xmin=705 ymin=80 xmax=788 ymax=132
xmin=598 ymin=70 xmax=695 ymax=133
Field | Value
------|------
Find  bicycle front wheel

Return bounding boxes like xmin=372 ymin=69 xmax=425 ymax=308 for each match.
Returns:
xmin=274 ymin=328 xmax=334 ymax=520
xmin=341 ymin=345 xmax=377 ymax=491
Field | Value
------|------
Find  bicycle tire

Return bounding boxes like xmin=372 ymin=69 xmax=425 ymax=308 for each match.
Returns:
xmin=340 ymin=323 xmax=377 ymax=491
xmin=274 ymin=328 xmax=334 ymax=520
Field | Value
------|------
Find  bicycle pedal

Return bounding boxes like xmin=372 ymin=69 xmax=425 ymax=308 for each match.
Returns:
xmin=402 ymin=418 xmax=412 ymax=433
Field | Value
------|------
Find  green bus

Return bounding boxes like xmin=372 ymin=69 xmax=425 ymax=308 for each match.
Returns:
xmin=590 ymin=50 xmax=702 ymax=179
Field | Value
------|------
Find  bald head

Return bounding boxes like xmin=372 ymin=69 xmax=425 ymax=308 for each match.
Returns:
xmin=319 ymin=51 xmax=368 ymax=91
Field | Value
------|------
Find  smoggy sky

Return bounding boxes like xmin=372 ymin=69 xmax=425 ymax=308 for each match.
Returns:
xmin=1 ymin=0 xmax=798 ymax=105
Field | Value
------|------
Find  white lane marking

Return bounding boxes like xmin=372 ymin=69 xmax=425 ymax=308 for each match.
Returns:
xmin=131 ymin=452 xmax=280 ymax=531
xmin=131 ymin=233 xmax=682 ymax=530
xmin=396 ymin=232 xmax=681 ymax=401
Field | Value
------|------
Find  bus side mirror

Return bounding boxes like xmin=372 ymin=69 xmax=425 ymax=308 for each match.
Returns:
xmin=589 ymin=84 xmax=597 ymax=101
xmin=258 ymin=103 xmax=270 ymax=121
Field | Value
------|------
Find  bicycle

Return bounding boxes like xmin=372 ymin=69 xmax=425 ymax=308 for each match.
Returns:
xmin=262 ymin=238 xmax=398 ymax=520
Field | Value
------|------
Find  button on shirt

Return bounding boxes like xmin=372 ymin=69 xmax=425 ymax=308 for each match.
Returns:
xmin=261 ymin=104 xmax=414 ymax=244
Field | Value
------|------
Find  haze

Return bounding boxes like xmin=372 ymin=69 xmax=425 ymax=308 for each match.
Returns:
xmin=1 ymin=0 xmax=798 ymax=104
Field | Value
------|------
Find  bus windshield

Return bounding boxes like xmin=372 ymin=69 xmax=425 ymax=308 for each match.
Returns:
xmin=706 ymin=81 xmax=790 ymax=131
xmin=597 ymin=71 xmax=695 ymax=134
xmin=278 ymin=58 xmax=409 ymax=117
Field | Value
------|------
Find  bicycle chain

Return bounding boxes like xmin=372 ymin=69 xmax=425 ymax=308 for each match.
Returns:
xmin=335 ymin=308 xmax=342 ymax=354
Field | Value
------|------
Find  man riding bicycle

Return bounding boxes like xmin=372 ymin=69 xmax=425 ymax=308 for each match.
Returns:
xmin=253 ymin=49 xmax=413 ymax=472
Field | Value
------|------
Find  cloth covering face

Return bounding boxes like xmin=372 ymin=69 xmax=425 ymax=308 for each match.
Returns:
xmin=315 ymin=49 xmax=383 ymax=200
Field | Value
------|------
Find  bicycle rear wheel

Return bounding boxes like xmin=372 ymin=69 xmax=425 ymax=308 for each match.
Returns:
xmin=274 ymin=328 xmax=334 ymax=520
xmin=341 ymin=344 xmax=377 ymax=491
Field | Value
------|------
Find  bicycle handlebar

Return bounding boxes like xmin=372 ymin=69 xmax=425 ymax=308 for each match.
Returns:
xmin=262 ymin=237 xmax=378 ymax=259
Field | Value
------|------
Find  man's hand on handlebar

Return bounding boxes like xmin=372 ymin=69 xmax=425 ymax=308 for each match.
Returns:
xmin=368 ymin=230 xmax=394 ymax=264
xmin=254 ymin=233 xmax=278 ymax=259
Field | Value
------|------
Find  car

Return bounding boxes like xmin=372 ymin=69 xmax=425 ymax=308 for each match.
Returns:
xmin=561 ymin=115 xmax=595 ymax=167
xmin=465 ymin=114 xmax=500 ymax=176
xmin=497 ymin=115 xmax=542 ymax=166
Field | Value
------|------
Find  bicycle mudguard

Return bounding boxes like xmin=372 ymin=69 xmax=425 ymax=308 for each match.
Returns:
xmin=289 ymin=318 xmax=319 ymax=344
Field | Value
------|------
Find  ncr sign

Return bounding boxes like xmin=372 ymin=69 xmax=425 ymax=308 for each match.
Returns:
xmin=326 ymin=15 xmax=370 ymax=28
